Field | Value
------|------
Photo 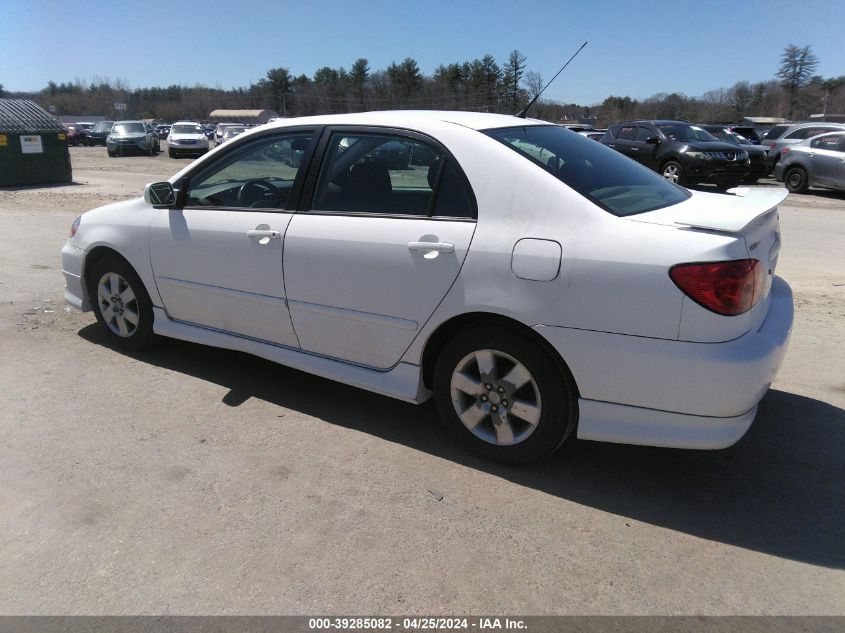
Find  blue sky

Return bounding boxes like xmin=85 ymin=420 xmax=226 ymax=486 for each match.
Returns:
xmin=3 ymin=0 xmax=843 ymax=105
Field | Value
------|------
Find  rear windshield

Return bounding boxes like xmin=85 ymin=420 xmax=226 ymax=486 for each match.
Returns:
xmin=484 ymin=125 xmax=689 ymax=217
xmin=762 ymin=125 xmax=790 ymax=141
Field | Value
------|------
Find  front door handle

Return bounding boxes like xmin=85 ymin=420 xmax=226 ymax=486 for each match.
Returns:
xmin=247 ymin=229 xmax=281 ymax=239
xmin=408 ymin=241 xmax=454 ymax=253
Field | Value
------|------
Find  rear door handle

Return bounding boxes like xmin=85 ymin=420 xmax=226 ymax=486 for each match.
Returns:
xmin=408 ymin=241 xmax=454 ymax=253
xmin=247 ymin=229 xmax=281 ymax=239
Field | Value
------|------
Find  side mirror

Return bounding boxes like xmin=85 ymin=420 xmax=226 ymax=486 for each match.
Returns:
xmin=646 ymin=136 xmax=660 ymax=145
xmin=143 ymin=181 xmax=176 ymax=208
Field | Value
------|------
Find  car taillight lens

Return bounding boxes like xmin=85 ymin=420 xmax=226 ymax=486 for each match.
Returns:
xmin=669 ymin=259 xmax=764 ymax=316
xmin=781 ymin=147 xmax=790 ymax=156
xmin=70 ymin=216 xmax=81 ymax=237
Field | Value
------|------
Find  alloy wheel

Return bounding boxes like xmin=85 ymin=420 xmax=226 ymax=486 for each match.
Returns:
xmin=96 ymin=272 xmax=139 ymax=337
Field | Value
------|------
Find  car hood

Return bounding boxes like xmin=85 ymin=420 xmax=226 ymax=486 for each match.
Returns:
xmin=685 ymin=141 xmax=747 ymax=152
xmin=111 ymin=134 xmax=147 ymax=140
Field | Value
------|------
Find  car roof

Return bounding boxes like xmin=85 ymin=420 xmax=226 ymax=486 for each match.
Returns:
xmin=616 ymin=119 xmax=691 ymax=126
xmin=172 ymin=121 xmax=201 ymax=125
xmin=262 ymin=110 xmax=549 ymax=132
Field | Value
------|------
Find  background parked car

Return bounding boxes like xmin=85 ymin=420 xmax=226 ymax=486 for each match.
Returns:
xmin=84 ymin=120 xmax=114 ymax=146
xmin=218 ymin=125 xmax=246 ymax=145
xmin=155 ymin=124 xmax=171 ymax=140
xmin=760 ymin=122 xmax=845 ymax=174
xmin=67 ymin=121 xmax=95 ymax=146
xmin=107 ymin=120 xmax=160 ymax=157
xmin=601 ymin=120 xmax=749 ymax=188
xmin=774 ymin=130 xmax=845 ymax=194
xmin=214 ymin=122 xmax=240 ymax=144
xmin=697 ymin=124 xmax=768 ymax=183
xmin=167 ymin=121 xmax=210 ymax=158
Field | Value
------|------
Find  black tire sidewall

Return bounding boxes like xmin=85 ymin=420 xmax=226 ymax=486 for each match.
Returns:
xmin=433 ymin=326 xmax=577 ymax=465
xmin=88 ymin=257 xmax=155 ymax=350
xmin=785 ymin=167 xmax=807 ymax=193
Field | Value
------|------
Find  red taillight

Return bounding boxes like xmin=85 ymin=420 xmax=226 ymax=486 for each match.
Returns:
xmin=669 ymin=259 xmax=764 ymax=316
xmin=781 ymin=147 xmax=790 ymax=156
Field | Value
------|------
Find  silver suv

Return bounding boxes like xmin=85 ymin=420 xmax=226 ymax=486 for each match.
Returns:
xmin=106 ymin=121 xmax=160 ymax=157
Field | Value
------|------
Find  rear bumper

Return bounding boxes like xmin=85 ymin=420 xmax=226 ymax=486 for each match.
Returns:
xmin=535 ymin=276 xmax=793 ymax=448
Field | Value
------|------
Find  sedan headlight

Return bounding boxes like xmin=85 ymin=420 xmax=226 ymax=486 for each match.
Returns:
xmin=687 ymin=152 xmax=709 ymax=160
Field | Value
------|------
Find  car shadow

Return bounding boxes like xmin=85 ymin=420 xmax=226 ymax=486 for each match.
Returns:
xmin=78 ymin=324 xmax=845 ymax=570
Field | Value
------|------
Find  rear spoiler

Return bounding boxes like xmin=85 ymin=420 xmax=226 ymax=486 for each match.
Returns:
xmin=672 ymin=188 xmax=788 ymax=234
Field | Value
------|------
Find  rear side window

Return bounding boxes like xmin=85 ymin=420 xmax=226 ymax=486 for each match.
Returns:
xmin=312 ymin=132 xmax=475 ymax=219
xmin=484 ymin=125 xmax=689 ymax=217
xmin=810 ymin=134 xmax=845 ymax=150
xmin=616 ymin=126 xmax=636 ymax=141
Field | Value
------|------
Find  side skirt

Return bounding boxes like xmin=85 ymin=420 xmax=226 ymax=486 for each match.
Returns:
xmin=152 ymin=307 xmax=431 ymax=404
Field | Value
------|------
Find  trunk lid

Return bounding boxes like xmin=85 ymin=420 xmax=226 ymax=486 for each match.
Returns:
xmin=628 ymin=187 xmax=787 ymax=340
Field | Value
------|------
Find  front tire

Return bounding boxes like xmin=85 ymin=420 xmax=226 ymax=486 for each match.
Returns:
xmin=88 ymin=256 xmax=155 ymax=350
xmin=433 ymin=326 xmax=577 ymax=465
xmin=661 ymin=160 xmax=685 ymax=185
xmin=785 ymin=166 xmax=809 ymax=193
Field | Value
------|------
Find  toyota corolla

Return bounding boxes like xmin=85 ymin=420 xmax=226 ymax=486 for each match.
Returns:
xmin=61 ymin=111 xmax=793 ymax=464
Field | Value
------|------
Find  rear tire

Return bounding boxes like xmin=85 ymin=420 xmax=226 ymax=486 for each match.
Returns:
xmin=784 ymin=166 xmax=809 ymax=193
xmin=88 ymin=256 xmax=155 ymax=350
xmin=433 ymin=325 xmax=577 ymax=465
xmin=107 ymin=150 xmax=116 ymax=157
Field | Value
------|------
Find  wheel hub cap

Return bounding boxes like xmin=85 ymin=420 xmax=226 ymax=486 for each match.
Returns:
xmin=449 ymin=349 xmax=542 ymax=447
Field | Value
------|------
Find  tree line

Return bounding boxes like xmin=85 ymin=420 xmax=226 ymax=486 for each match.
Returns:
xmin=5 ymin=45 xmax=843 ymax=127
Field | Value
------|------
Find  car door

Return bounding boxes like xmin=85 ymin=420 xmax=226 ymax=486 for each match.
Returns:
xmin=635 ymin=125 xmax=661 ymax=169
xmin=807 ymin=133 xmax=845 ymax=186
xmin=149 ymin=128 xmax=318 ymax=346
xmin=610 ymin=125 xmax=639 ymax=162
xmin=283 ymin=128 xmax=477 ymax=369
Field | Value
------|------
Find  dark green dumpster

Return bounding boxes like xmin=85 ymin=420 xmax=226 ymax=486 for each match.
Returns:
xmin=0 ymin=99 xmax=72 ymax=187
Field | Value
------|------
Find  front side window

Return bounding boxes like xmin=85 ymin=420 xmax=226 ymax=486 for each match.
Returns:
xmin=485 ymin=125 xmax=690 ymax=217
xmin=184 ymin=132 xmax=313 ymax=209
xmin=311 ymin=132 xmax=474 ymax=218
xmin=636 ymin=126 xmax=655 ymax=142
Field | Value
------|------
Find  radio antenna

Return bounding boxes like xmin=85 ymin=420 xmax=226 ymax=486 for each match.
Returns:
xmin=515 ymin=41 xmax=588 ymax=119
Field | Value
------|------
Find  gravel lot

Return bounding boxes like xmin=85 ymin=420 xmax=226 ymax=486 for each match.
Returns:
xmin=0 ymin=145 xmax=843 ymax=615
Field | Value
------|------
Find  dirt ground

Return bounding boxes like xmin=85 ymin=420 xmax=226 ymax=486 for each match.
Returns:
xmin=0 ymin=145 xmax=843 ymax=615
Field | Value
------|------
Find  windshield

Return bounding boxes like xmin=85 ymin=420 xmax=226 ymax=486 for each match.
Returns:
xmin=172 ymin=124 xmax=203 ymax=135
xmin=93 ymin=122 xmax=113 ymax=132
xmin=657 ymin=124 xmax=718 ymax=142
xmin=223 ymin=126 xmax=246 ymax=137
xmin=112 ymin=122 xmax=145 ymax=135
xmin=484 ymin=125 xmax=689 ymax=217
xmin=704 ymin=128 xmax=741 ymax=146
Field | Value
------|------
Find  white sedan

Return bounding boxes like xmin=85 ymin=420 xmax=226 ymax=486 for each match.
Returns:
xmin=61 ymin=111 xmax=793 ymax=464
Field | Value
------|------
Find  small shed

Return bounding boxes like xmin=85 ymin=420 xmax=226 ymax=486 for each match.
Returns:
xmin=0 ymin=99 xmax=72 ymax=187
xmin=208 ymin=109 xmax=279 ymax=124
